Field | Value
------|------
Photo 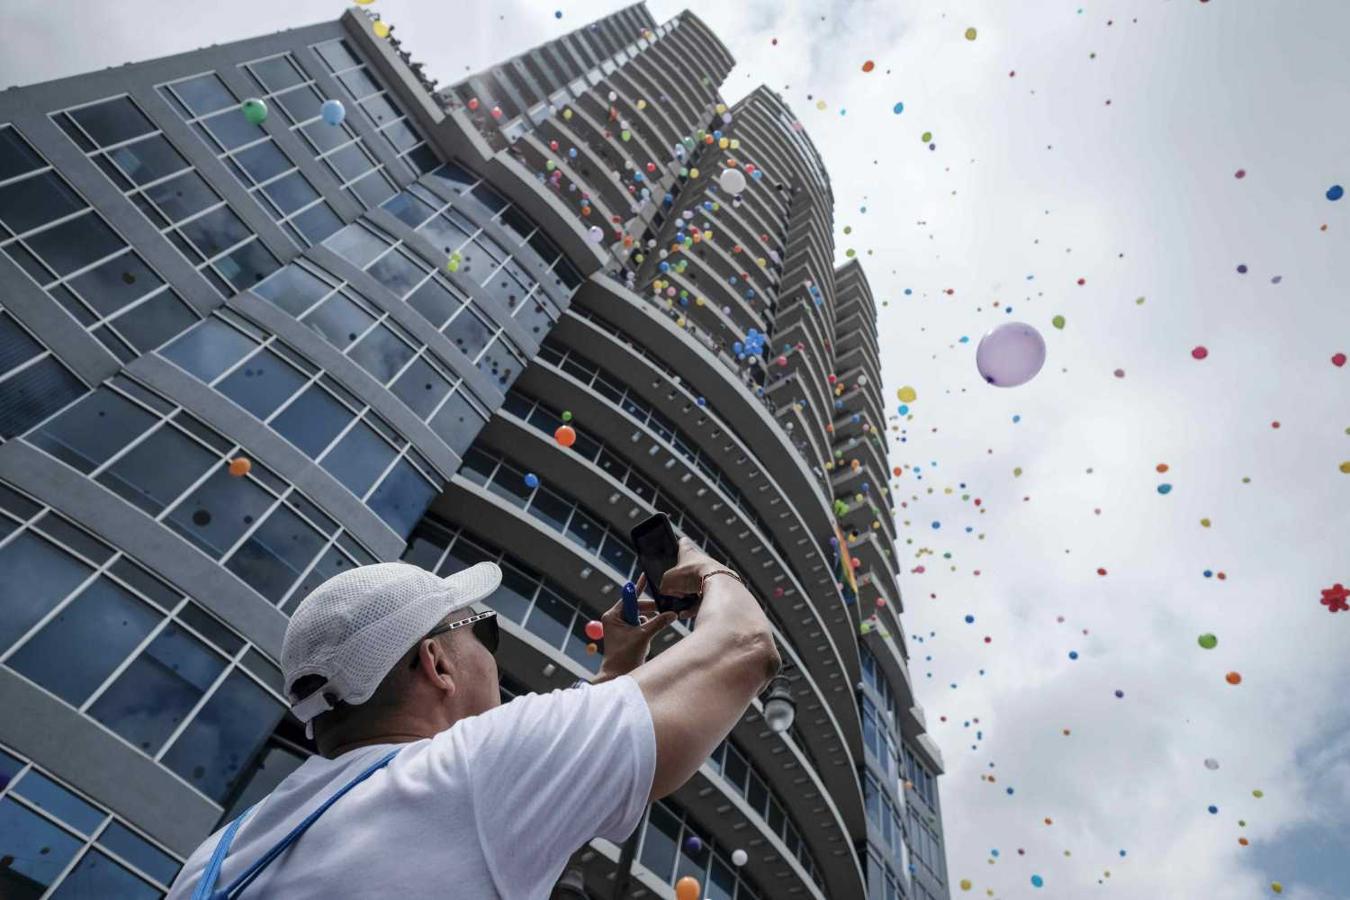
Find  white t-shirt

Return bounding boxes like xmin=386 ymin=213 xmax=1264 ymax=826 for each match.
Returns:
xmin=167 ymin=676 xmax=656 ymax=900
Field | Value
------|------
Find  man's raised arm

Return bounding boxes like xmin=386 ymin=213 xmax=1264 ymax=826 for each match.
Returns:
xmin=629 ymin=538 xmax=782 ymax=802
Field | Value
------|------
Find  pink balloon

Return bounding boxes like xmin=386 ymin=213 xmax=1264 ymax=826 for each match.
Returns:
xmin=976 ymin=323 xmax=1046 ymax=387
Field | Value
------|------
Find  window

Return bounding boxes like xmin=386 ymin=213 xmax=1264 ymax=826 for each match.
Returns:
xmin=240 ymin=51 xmax=397 ymax=210
xmin=155 ymin=75 xmax=340 ymax=247
xmin=311 ymin=38 xmax=438 ymax=176
xmin=0 ymin=311 xmax=87 ymax=440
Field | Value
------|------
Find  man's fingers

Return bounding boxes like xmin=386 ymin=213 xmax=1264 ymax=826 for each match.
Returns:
xmin=640 ymin=611 xmax=678 ymax=634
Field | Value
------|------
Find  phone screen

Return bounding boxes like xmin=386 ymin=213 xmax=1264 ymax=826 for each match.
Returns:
xmin=630 ymin=513 xmax=697 ymax=613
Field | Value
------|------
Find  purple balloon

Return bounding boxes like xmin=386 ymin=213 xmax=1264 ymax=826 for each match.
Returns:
xmin=976 ymin=322 xmax=1046 ymax=387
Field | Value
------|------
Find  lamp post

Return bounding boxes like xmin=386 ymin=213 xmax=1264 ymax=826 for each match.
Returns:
xmin=762 ymin=668 xmax=796 ymax=734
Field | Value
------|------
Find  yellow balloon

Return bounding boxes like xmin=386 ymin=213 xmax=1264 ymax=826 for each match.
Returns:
xmin=897 ymin=386 xmax=917 ymax=403
xmin=689 ymin=168 xmax=699 ymax=179
xmin=718 ymin=137 xmax=729 ymax=149
xmin=372 ymin=20 xmax=390 ymax=38
xmin=1271 ymin=884 xmax=1283 ymax=894
xmin=960 ymin=879 xmax=972 ymax=891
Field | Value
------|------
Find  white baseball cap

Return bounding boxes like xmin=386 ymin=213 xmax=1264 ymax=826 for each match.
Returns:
xmin=282 ymin=560 xmax=502 ymax=725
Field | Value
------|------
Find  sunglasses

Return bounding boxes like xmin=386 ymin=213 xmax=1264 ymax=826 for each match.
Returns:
xmin=411 ymin=609 xmax=499 ymax=669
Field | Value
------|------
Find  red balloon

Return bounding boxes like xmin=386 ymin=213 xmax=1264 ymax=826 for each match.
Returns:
xmin=1333 ymin=352 xmax=1347 ymax=367
xmin=584 ymin=620 xmax=604 ymax=641
xmin=1191 ymin=346 xmax=1209 ymax=360
xmin=554 ymin=425 xmax=577 ymax=447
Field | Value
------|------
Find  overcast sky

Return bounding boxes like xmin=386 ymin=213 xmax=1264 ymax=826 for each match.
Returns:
xmin=3 ymin=1 xmax=1347 ymax=897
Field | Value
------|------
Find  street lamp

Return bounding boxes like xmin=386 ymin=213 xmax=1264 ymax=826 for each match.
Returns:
xmin=762 ymin=669 xmax=796 ymax=734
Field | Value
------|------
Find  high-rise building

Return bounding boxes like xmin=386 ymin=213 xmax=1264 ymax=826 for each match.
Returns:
xmin=0 ymin=4 xmax=948 ymax=898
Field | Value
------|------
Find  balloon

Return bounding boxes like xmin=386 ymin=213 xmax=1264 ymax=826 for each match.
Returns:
xmin=976 ymin=322 xmax=1047 ymax=387
xmin=1225 ymin=671 xmax=1242 ymax=685
xmin=684 ymin=835 xmax=703 ymax=853
xmin=524 ymin=473 xmax=539 ymax=489
xmin=587 ymin=225 xmax=604 ymax=244
xmin=1328 ymin=185 xmax=1344 ymax=202
xmin=228 ymin=457 xmax=252 ymax=477
xmin=719 ymin=168 xmax=747 ymax=194
xmin=1031 ymin=875 xmax=1044 ymax=888
xmin=554 ymin=425 xmax=576 ymax=447
xmin=675 ymin=877 xmax=701 ymax=900
xmin=320 ymin=99 xmax=346 ymax=126
xmin=893 ymin=102 xmax=904 ymax=114
xmin=1204 ymin=758 xmax=1220 ymax=770
xmin=241 ymin=98 xmax=268 ymax=125
xmin=731 ymin=849 xmax=748 ymax=867
xmin=965 ymin=26 xmax=978 ymax=40
xmin=372 ymin=20 xmax=390 ymax=38
xmin=584 ymin=620 xmax=604 ymax=641
xmin=1197 ymin=633 xmax=1218 ymax=649
xmin=897 ymin=385 xmax=917 ymax=403
xmin=1051 ymin=314 xmax=1065 ymax=329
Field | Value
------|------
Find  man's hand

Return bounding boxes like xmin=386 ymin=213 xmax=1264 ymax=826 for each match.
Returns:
xmin=592 ymin=580 xmax=678 ymax=684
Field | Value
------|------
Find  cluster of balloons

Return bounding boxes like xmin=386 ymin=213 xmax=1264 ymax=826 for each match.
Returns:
xmin=733 ymin=327 xmax=768 ymax=363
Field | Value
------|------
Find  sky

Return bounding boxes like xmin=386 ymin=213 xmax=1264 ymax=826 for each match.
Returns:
xmin=3 ymin=1 xmax=1348 ymax=898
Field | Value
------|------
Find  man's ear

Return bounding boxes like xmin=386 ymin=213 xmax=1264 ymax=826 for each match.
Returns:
xmin=415 ymin=638 xmax=458 ymax=697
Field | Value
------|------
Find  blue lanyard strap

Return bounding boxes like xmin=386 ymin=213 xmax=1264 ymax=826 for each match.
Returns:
xmin=195 ymin=747 xmax=401 ymax=900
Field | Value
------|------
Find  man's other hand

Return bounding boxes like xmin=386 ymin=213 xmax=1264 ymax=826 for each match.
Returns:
xmin=592 ymin=582 xmax=678 ymax=684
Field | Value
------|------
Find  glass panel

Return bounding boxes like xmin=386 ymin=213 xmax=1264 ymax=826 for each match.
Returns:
xmin=201 ymin=108 xmax=264 ymax=151
xmin=406 ymin=278 xmax=462 ymax=329
xmin=178 ymin=205 xmax=249 ymax=260
xmin=273 ymin=86 xmax=322 ymax=125
xmin=68 ymin=98 xmax=155 ymax=148
xmin=302 ymin=291 xmax=374 ymax=351
xmin=271 ymin=383 xmax=352 ymax=458
xmin=599 ymin=533 xmax=634 ymax=574
xmin=216 ymin=348 xmax=307 ymax=420
xmin=320 ymin=421 xmax=394 ymax=497
xmin=523 ymin=586 xmax=571 ymax=649
xmin=168 ymin=75 xmax=234 ymax=117
xmin=639 ymin=804 xmax=680 ymax=882
xmin=0 ymin=797 xmax=82 ymax=893
xmin=217 ymin=740 xmax=305 ymax=825
xmin=233 ymin=141 xmax=290 ymax=186
xmin=261 ymin=171 xmax=318 ymax=216
xmin=28 ymin=388 xmax=155 ymax=474
xmin=525 ymin=489 xmax=570 ymax=534
xmin=90 ymin=624 xmax=226 ymax=754
xmin=366 ymin=459 xmax=437 ymax=536
xmin=165 ymin=467 xmax=274 ymax=559
xmin=67 ymin=251 xmax=160 ymax=319
xmin=565 ymin=508 xmax=603 ymax=554
xmin=50 ymin=849 xmax=160 ymax=899
xmin=109 ymin=134 xmax=187 ymax=187
xmin=111 ymin=289 xmax=197 ymax=353
xmin=291 ymin=202 xmax=343 ymax=244
xmin=225 ymin=505 xmax=325 ymax=602
xmin=381 ymin=192 xmax=435 ymax=228
xmin=365 ymin=249 xmax=425 ymax=298
xmin=0 ymin=125 xmax=44 ymax=181
xmin=490 ymin=564 xmax=535 ymax=624
xmin=144 ymin=170 xmax=219 ymax=224
xmin=24 ymin=211 xmax=123 ymax=278
xmin=97 ymin=425 xmax=215 ymax=517
xmin=11 ymin=770 xmax=104 ymax=834
xmin=428 ymin=392 xmax=485 ymax=452
xmin=216 ymin=240 xmax=279 ymax=292
xmin=347 ymin=168 xmax=395 ymax=208
xmin=253 ymin=264 xmax=331 ymax=316
xmin=390 ymin=356 xmax=450 ymax=419
xmin=348 ymin=325 xmax=415 ymax=385
xmin=0 ymin=170 xmax=84 ymax=235
xmin=0 ymin=532 xmax=91 ymax=654
xmin=8 ymin=576 xmax=160 ymax=706
xmin=322 ymin=223 xmax=389 ymax=269
xmin=284 ymin=543 xmax=357 ymax=613
xmin=444 ymin=308 xmax=493 ymax=360
xmin=162 ymin=669 xmax=283 ymax=803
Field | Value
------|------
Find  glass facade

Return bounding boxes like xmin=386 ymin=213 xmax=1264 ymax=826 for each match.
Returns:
xmin=0 ymin=482 xmax=287 ymax=807
xmin=22 ymin=376 xmax=379 ymax=609
xmin=155 ymin=75 xmax=342 ymax=250
xmin=0 ymin=122 xmax=201 ymax=360
xmin=239 ymin=51 xmax=399 ymax=210
xmin=310 ymin=38 xmax=439 ymax=177
xmin=0 ymin=743 xmax=182 ymax=899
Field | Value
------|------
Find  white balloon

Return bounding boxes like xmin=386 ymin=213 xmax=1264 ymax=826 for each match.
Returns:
xmin=586 ymin=225 xmax=604 ymax=244
xmin=719 ymin=168 xmax=747 ymax=194
xmin=731 ymin=849 xmax=748 ymax=867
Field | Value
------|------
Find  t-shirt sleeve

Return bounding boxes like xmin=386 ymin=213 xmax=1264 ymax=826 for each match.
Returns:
xmin=457 ymin=676 xmax=656 ymax=893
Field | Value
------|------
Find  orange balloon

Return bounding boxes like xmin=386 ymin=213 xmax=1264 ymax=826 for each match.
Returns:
xmin=1225 ymin=671 xmax=1242 ymax=685
xmin=554 ymin=425 xmax=577 ymax=447
xmin=675 ymin=876 xmax=701 ymax=900
xmin=228 ymin=457 xmax=252 ymax=477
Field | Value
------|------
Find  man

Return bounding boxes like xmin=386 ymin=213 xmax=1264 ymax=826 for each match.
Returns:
xmin=168 ymin=537 xmax=780 ymax=899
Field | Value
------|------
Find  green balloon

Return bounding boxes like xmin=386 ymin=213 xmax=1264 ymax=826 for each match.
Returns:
xmin=241 ymin=98 xmax=268 ymax=125
xmin=561 ymin=410 xmax=573 ymax=422
xmin=1197 ymin=633 xmax=1218 ymax=649
xmin=1052 ymin=315 xmax=1066 ymax=330
xmin=921 ymin=131 xmax=933 ymax=142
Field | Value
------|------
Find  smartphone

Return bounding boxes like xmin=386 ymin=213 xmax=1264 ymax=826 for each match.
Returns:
xmin=630 ymin=513 xmax=699 ymax=614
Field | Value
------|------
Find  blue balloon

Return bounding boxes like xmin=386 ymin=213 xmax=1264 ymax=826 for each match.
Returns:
xmin=524 ymin=473 xmax=539 ymax=489
xmin=320 ymin=98 xmax=346 ymax=126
